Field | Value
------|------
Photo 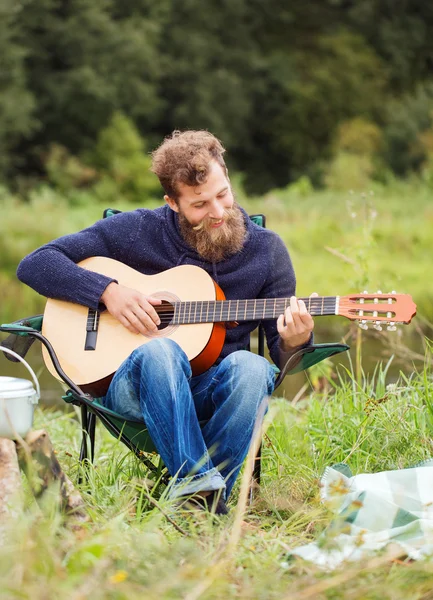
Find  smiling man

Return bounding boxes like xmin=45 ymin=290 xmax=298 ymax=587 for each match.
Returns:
xmin=17 ymin=130 xmax=315 ymax=515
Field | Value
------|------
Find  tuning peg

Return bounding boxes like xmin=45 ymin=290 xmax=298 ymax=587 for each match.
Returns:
xmin=386 ymin=324 xmax=397 ymax=332
xmin=377 ymin=290 xmax=382 ymax=294
xmin=358 ymin=320 xmax=368 ymax=330
xmin=373 ymin=322 xmax=382 ymax=331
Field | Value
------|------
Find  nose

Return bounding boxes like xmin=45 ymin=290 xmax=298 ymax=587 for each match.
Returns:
xmin=209 ymin=199 xmax=225 ymax=220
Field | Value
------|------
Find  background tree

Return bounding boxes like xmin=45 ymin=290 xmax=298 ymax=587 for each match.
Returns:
xmin=2 ymin=0 xmax=433 ymax=193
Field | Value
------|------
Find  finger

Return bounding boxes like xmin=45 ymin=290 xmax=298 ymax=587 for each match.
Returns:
xmin=310 ymin=292 xmax=319 ymax=298
xmin=297 ymin=300 xmax=315 ymax=328
xmin=284 ymin=306 xmax=294 ymax=327
xmin=139 ymin=299 xmax=161 ymax=327
xmin=127 ymin=307 xmax=159 ymax=333
xmin=298 ymin=299 xmax=308 ymax=315
xmin=118 ymin=313 xmax=141 ymax=335
xmin=289 ymin=296 xmax=300 ymax=315
xmin=276 ymin=314 xmax=286 ymax=335
xmin=147 ymin=296 xmax=162 ymax=306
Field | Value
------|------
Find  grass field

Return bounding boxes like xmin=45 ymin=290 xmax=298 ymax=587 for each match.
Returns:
xmin=1 ymin=351 xmax=433 ymax=599
xmin=1 ymin=180 xmax=433 ymax=598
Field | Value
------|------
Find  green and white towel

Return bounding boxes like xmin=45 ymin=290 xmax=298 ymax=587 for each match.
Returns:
xmin=290 ymin=460 xmax=433 ymax=569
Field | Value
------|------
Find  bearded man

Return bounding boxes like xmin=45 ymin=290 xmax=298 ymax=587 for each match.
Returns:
xmin=17 ymin=130 xmax=315 ymax=514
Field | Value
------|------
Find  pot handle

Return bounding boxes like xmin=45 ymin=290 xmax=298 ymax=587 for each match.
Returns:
xmin=0 ymin=345 xmax=40 ymax=402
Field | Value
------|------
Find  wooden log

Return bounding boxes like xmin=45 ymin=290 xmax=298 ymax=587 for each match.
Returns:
xmin=0 ymin=438 xmax=23 ymax=522
xmin=17 ymin=429 xmax=88 ymax=521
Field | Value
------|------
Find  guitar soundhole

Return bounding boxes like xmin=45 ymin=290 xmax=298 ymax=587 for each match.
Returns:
xmin=157 ymin=300 xmax=174 ymax=330
xmin=142 ymin=293 xmax=178 ymax=339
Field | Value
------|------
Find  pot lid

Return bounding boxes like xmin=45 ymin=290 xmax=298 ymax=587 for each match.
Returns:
xmin=0 ymin=376 xmax=37 ymax=398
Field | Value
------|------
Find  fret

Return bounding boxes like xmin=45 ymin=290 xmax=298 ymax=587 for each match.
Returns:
xmin=173 ymin=295 xmax=341 ymax=323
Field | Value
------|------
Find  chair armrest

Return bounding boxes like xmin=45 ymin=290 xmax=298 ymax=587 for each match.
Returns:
xmin=0 ymin=315 xmax=44 ymax=362
xmin=274 ymin=342 xmax=350 ymax=390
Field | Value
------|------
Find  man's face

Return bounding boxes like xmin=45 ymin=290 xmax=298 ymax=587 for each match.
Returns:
xmin=165 ymin=160 xmax=234 ymax=227
xmin=165 ymin=160 xmax=246 ymax=262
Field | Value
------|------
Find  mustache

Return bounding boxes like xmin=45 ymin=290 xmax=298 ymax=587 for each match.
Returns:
xmin=192 ymin=207 xmax=236 ymax=232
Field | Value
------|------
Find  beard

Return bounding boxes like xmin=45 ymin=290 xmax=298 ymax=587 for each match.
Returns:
xmin=178 ymin=201 xmax=246 ymax=263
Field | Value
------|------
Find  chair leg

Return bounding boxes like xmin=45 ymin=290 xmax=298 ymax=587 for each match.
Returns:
xmin=249 ymin=441 xmax=262 ymax=505
xmin=79 ymin=404 xmax=88 ymax=463
xmin=88 ymin=413 xmax=96 ymax=463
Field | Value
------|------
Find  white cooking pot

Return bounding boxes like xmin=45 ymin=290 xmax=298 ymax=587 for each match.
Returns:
xmin=0 ymin=346 xmax=40 ymax=439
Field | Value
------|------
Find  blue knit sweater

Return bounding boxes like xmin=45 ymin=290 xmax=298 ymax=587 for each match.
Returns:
xmin=17 ymin=205 xmax=300 ymax=368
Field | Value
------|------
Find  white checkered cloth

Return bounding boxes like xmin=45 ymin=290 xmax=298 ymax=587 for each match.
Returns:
xmin=289 ymin=460 xmax=433 ymax=569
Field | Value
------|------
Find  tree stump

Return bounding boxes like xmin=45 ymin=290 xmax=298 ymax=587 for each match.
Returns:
xmin=17 ymin=430 xmax=88 ymax=521
xmin=0 ymin=438 xmax=23 ymax=520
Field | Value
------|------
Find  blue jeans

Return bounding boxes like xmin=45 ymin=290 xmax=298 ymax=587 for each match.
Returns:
xmin=103 ymin=338 xmax=275 ymax=499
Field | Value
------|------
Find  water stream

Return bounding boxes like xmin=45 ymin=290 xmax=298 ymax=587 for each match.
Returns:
xmin=0 ymin=324 xmax=427 ymax=408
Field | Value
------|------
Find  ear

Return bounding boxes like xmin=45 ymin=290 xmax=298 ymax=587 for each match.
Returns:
xmin=165 ymin=194 xmax=179 ymax=212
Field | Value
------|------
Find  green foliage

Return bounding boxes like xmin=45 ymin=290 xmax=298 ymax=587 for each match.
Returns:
xmin=0 ymin=0 xmax=37 ymax=178
xmin=3 ymin=0 xmax=433 ymax=191
xmin=89 ymin=112 xmax=161 ymax=203
xmin=325 ymin=153 xmax=375 ymax=192
xmin=45 ymin=144 xmax=98 ymax=193
xmin=14 ymin=0 xmax=163 ymax=155
xmin=43 ymin=113 xmax=161 ymax=204
xmin=382 ymin=83 xmax=433 ymax=175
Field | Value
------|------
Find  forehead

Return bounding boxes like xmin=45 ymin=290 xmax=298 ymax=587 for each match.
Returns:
xmin=177 ymin=161 xmax=228 ymax=203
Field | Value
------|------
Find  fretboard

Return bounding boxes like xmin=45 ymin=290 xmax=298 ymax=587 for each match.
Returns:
xmin=170 ymin=296 xmax=338 ymax=325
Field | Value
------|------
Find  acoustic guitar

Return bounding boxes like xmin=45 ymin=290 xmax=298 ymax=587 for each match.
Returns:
xmin=41 ymin=257 xmax=417 ymax=396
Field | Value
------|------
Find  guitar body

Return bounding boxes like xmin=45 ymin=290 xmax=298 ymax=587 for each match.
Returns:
xmin=42 ymin=257 xmax=226 ymax=396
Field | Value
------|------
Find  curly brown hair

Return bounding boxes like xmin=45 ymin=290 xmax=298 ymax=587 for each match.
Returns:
xmin=151 ymin=130 xmax=227 ymax=199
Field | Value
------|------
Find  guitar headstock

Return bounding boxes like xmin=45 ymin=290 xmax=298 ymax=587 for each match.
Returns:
xmin=338 ymin=291 xmax=417 ymax=330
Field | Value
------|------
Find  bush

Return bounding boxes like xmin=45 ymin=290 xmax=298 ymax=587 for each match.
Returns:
xmin=89 ymin=112 xmax=161 ymax=204
xmin=325 ymin=118 xmax=383 ymax=191
xmin=43 ymin=113 xmax=162 ymax=205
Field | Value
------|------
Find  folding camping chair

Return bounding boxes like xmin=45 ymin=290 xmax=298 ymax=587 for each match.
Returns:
xmin=0 ymin=210 xmax=349 ymax=495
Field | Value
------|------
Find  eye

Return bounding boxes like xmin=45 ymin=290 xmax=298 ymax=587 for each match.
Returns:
xmin=218 ymin=190 xmax=228 ymax=198
xmin=194 ymin=202 xmax=205 ymax=209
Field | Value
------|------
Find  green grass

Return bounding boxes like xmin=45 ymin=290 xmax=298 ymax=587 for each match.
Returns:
xmin=2 ymin=350 xmax=433 ymax=599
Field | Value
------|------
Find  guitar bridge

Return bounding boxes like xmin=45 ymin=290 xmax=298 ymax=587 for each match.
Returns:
xmin=85 ymin=308 xmax=100 ymax=351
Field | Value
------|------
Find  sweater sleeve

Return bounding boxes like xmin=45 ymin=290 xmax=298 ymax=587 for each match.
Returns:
xmin=259 ymin=232 xmax=312 ymax=369
xmin=16 ymin=211 xmax=141 ymax=309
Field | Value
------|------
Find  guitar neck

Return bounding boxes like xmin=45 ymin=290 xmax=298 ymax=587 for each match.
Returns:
xmin=170 ymin=296 xmax=338 ymax=325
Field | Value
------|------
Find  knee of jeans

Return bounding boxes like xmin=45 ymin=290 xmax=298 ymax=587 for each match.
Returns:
xmin=224 ymin=351 xmax=275 ymax=395
xmin=131 ymin=338 xmax=191 ymax=373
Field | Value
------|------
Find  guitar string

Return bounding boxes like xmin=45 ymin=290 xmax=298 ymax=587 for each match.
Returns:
xmin=157 ymin=304 xmax=394 ymax=324
xmin=89 ymin=298 xmax=395 ymax=325
xmin=154 ymin=299 xmax=340 ymax=325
